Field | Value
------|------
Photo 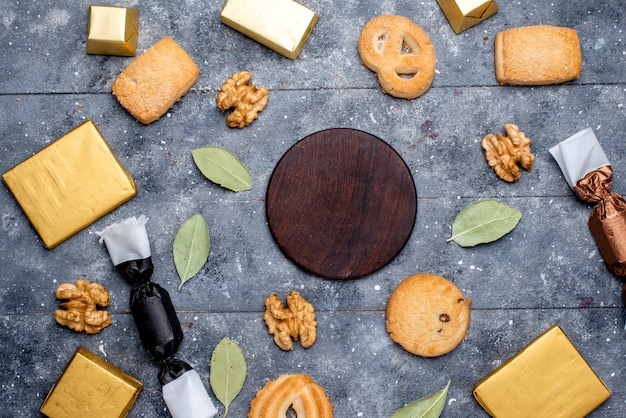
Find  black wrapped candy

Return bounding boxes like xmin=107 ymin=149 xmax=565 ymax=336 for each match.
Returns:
xmin=129 ymin=277 xmax=183 ymax=360
xmin=97 ymin=216 xmax=183 ymax=361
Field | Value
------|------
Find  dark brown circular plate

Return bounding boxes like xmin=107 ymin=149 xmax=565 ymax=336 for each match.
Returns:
xmin=266 ymin=128 xmax=417 ymax=279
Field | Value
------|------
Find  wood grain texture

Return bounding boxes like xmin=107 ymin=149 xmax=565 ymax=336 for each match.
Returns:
xmin=266 ymin=129 xmax=416 ymax=279
xmin=0 ymin=0 xmax=624 ymax=416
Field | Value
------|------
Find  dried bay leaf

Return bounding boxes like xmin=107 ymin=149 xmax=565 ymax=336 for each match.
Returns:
xmin=390 ymin=381 xmax=450 ymax=418
xmin=173 ymin=214 xmax=210 ymax=290
xmin=192 ymin=146 xmax=252 ymax=192
xmin=210 ymin=338 xmax=247 ymax=418
xmin=447 ymin=199 xmax=522 ymax=247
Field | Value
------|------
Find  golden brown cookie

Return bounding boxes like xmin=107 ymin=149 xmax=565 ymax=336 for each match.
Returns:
xmin=495 ymin=25 xmax=581 ymax=85
xmin=248 ymin=374 xmax=333 ymax=418
xmin=386 ymin=273 xmax=471 ymax=357
xmin=358 ymin=14 xmax=436 ymax=99
xmin=112 ymin=36 xmax=199 ymax=124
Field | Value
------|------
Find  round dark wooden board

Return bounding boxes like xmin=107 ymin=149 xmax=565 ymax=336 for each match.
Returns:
xmin=266 ymin=128 xmax=417 ymax=280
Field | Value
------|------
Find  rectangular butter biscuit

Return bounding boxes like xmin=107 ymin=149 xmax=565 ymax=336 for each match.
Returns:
xmin=495 ymin=25 xmax=581 ymax=86
xmin=112 ymin=36 xmax=199 ymax=124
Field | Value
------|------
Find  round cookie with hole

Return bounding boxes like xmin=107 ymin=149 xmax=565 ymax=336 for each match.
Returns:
xmin=386 ymin=273 xmax=471 ymax=357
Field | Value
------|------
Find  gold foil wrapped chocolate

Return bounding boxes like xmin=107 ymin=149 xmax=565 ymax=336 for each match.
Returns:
xmin=550 ymin=128 xmax=626 ymax=276
xmin=436 ymin=0 xmax=498 ymax=34
xmin=220 ymin=0 xmax=319 ymax=59
xmin=473 ymin=325 xmax=611 ymax=417
xmin=40 ymin=346 xmax=143 ymax=418
xmin=2 ymin=120 xmax=137 ymax=249
xmin=86 ymin=5 xmax=139 ymax=56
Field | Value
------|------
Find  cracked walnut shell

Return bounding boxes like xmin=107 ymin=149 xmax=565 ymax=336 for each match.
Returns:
xmin=263 ymin=290 xmax=317 ymax=350
xmin=54 ymin=279 xmax=112 ymax=334
xmin=216 ymin=71 xmax=268 ymax=128
xmin=482 ymin=123 xmax=535 ymax=182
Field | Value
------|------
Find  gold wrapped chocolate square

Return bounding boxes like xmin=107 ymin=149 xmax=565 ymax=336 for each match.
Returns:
xmin=86 ymin=5 xmax=139 ymax=56
xmin=2 ymin=120 xmax=137 ymax=249
xmin=436 ymin=0 xmax=498 ymax=34
xmin=473 ymin=325 xmax=611 ymax=417
xmin=550 ymin=128 xmax=626 ymax=276
xmin=220 ymin=0 xmax=319 ymax=59
xmin=40 ymin=346 xmax=143 ymax=418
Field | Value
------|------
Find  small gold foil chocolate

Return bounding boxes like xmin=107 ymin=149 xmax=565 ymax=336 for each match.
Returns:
xmin=220 ymin=0 xmax=319 ymax=59
xmin=40 ymin=346 xmax=143 ymax=418
xmin=473 ymin=325 xmax=611 ymax=417
xmin=2 ymin=120 xmax=137 ymax=249
xmin=436 ymin=0 xmax=498 ymax=34
xmin=86 ymin=5 xmax=139 ymax=56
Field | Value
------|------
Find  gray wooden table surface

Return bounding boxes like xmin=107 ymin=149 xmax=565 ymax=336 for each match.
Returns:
xmin=1 ymin=0 xmax=624 ymax=416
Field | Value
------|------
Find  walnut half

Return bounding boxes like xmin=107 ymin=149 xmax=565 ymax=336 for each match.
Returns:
xmin=216 ymin=71 xmax=269 ymax=128
xmin=482 ymin=123 xmax=535 ymax=182
xmin=54 ymin=279 xmax=112 ymax=334
xmin=263 ymin=290 xmax=317 ymax=350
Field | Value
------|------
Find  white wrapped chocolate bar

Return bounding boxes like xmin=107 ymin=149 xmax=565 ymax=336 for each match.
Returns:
xmin=220 ymin=0 xmax=318 ymax=59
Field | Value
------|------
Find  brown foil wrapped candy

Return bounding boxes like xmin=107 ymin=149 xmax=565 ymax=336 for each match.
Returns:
xmin=550 ymin=128 xmax=626 ymax=276
xmin=575 ymin=166 xmax=626 ymax=275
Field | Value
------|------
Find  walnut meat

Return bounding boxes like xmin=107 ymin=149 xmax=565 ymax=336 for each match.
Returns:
xmin=54 ymin=279 xmax=112 ymax=334
xmin=482 ymin=123 xmax=535 ymax=182
xmin=263 ymin=290 xmax=317 ymax=350
xmin=216 ymin=71 xmax=269 ymax=128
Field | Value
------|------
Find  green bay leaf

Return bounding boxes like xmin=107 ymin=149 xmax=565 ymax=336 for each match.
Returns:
xmin=192 ymin=146 xmax=252 ymax=192
xmin=390 ymin=381 xmax=450 ymax=418
xmin=210 ymin=338 xmax=247 ymax=418
xmin=446 ymin=199 xmax=522 ymax=247
xmin=173 ymin=214 xmax=210 ymax=290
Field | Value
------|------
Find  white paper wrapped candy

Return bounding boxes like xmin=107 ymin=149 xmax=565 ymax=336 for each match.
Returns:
xmin=159 ymin=358 xmax=218 ymax=418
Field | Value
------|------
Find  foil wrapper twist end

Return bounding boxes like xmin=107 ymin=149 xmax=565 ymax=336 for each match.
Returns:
xmin=574 ymin=166 xmax=626 ymax=276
